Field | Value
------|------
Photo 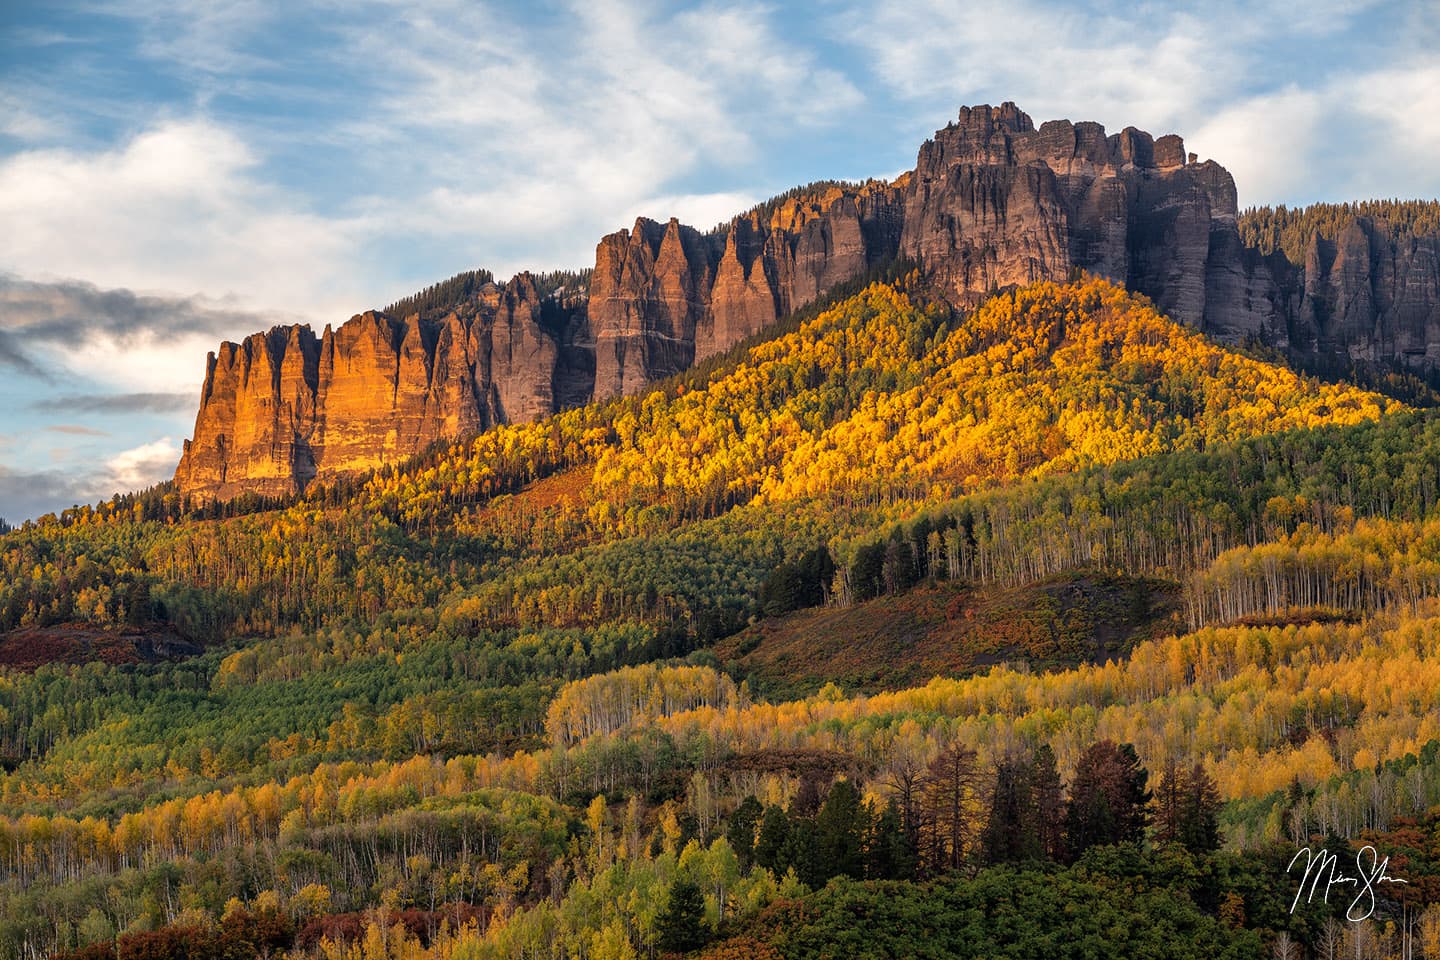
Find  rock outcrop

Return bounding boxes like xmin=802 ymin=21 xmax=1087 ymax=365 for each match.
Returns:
xmin=176 ymin=103 xmax=1440 ymax=501
xmin=899 ymin=104 xmax=1245 ymax=337
xmin=589 ymin=180 xmax=903 ymax=398
xmin=175 ymin=275 xmax=572 ymax=500
xmin=178 ymin=185 xmax=905 ymax=500
xmin=1291 ymin=220 xmax=1440 ymax=366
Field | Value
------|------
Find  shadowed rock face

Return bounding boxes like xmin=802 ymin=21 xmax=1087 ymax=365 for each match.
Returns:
xmin=899 ymin=105 xmax=1243 ymax=335
xmin=176 ymin=103 xmax=1440 ymax=501
xmin=589 ymin=180 xmax=905 ymax=399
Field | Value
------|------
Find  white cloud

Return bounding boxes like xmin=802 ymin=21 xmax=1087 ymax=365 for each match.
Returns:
xmin=833 ymin=0 xmax=1440 ymax=207
xmin=336 ymin=0 xmax=863 ymax=271
xmin=0 ymin=119 xmax=368 ymax=322
xmin=4 ymin=0 xmax=865 ymax=318
xmin=0 ymin=89 xmax=65 ymax=142
xmin=838 ymin=0 xmax=1256 ymax=138
xmin=1188 ymin=61 xmax=1440 ymax=207
xmin=102 ymin=437 xmax=180 ymax=492
xmin=0 ymin=274 xmax=296 ymax=392
xmin=623 ymin=191 xmax=763 ymax=233
xmin=1187 ymin=88 xmax=1328 ymax=208
xmin=86 ymin=0 xmax=279 ymax=80
xmin=0 ymin=438 xmax=182 ymax=521
xmin=1348 ymin=64 xmax=1440 ymax=198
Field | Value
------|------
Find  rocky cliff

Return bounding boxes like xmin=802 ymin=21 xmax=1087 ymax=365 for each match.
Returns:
xmin=175 ymin=274 xmax=578 ymax=500
xmin=178 ymin=183 xmax=905 ymax=500
xmin=589 ymin=179 xmax=903 ymax=398
xmin=898 ymin=103 xmax=1250 ymax=338
xmin=176 ymin=103 xmax=1440 ymax=501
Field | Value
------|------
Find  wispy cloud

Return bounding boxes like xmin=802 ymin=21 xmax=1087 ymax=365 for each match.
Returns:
xmin=834 ymin=0 xmax=1437 ymax=206
xmin=0 ymin=331 xmax=52 ymax=380
xmin=0 ymin=120 xmax=367 ymax=321
xmin=83 ymin=0 xmax=281 ymax=83
xmin=0 ymin=88 xmax=67 ymax=142
xmin=33 ymin=391 xmax=196 ymax=415
xmin=1189 ymin=63 xmax=1440 ymax=206
xmin=330 ymin=0 xmax=863 ymax=272
xmin=45 ymin=424 xmax=109 ymax=436
xmin=104 ymin=437 xmax=179 ymax=491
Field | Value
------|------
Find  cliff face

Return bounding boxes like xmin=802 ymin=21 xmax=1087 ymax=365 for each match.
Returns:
xmin=1291 ymin=221 xmax=1440 ymax=365
xmin=178 ymin=183 xmax=906 ymax=500
xmin=174 ymin=275 xmax=570 ymax=500
xmin=177 ymin=103 xmax=1440 ymax=501
xmin=899 ymin=104 xmax=1246 ymax=339
xmin=589 ymin=180 xmax=904 ymax=398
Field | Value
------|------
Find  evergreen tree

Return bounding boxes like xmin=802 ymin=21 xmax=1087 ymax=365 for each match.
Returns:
xmin=814 ymin=779 xmax=868 ymax=881
xmin=758 ymin=546 xmax=833 ymax=616
xmin=1155 ymin=760 xmax=1222 ymax=853
xmin=791 ymin=776 xmax=824 ymax=818
xmin=754 ymin=805 xmax=790 ymax=874
xmin=727 ymin=795 xmax=763 ymax=872
xmin=1178 ymin=762 xmax=1222 ymax=853
xmin=1065 ymin=740 xmax=1151 ymax=859
xmin=981 ymin=754 xmax=1042 ymax=864
xmin=1155 ymin=757 xmax=1185 ymax=847
xmin=919 ymin=743 xmax=979 ymax=874
xmin=780 ymin=815 xmax=823 ymax=888
xmin=676 ymin=811 xmax=700 ymax=852
xmin=1031 ymin=744 xmax=1067 ymax=862
xmin=655 ymin=877 xmax=709 ymax=953
xmin=867 ymin=800 xmax=917 ymax=880
xmin=851 ymin=542 xmax=887 ymax=601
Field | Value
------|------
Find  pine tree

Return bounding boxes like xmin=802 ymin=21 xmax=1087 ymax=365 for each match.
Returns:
xmin=814 ymin=779 xmax=868 ymax=881
xmin=981 ymin=754 xmax=1042 ymax=864
xmin=867 ymin=800 xmax=917 ymax=880
xmin=727 ymin=796 xmax=763 ymax=872
xmin=780 ymin=815 xmax=823 ymax=889
xmin=1155 ymin=757 xmax=1185 ymax=847
xmin=919 ymin=743 xmax=979 ymax=873
xmin=1178 ymin=762 xmax=1222 ymax=853
xmin=1155 ymin=760 xmax=1222 ymax=853
xmin=791 ymin=776 xmax=824 ymax=818
xmin=1031 ymin=744 xmax=1066 ymax=862
xmin=655 ymin=877 xmax=709 ymax=953
xmin=1065 ymin=740 xmax=1151 ymax=858
xmin=754 ymin=805 xmax=790 ymax=874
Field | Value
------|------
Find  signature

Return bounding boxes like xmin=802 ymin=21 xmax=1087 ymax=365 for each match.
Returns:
xmin=1288 ymin=845 xmax=1408 ymax=921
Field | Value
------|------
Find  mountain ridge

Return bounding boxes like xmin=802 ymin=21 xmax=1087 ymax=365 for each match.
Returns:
xmin=174 ymin=103 xmax=1440 ymax=502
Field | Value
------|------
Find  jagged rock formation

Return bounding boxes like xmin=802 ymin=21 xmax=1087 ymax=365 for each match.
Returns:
xmin=176 ymin=103 xmax=1440 ymax=501
xmin=589 ymin=179 xmax=903 ymax=398
xmin=899 ymin=103 xmax=1248 ymax=339
xmin=175 ymin=275 xmax=578 ymax=501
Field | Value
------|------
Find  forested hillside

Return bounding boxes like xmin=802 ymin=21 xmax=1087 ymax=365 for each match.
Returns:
xmin=6 ymin=275 xmax=1440 ymax=959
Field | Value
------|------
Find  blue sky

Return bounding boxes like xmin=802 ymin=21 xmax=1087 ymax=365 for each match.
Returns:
xmin=1 ymin=0 xmax=1437 ymax=522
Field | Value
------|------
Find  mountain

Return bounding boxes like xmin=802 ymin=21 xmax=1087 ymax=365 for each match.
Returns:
xmin=174 ymin=102 xmax=1440 ymax=505
xmin=9 ymin=269 xmax=1440 ymax=958
xmin=39 ymin=276 xmax=1396 ymax=645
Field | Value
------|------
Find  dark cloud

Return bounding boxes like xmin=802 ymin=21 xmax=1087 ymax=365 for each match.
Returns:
xmin=0 ymin=329 xmax=53 ymax=380
xmin=0 ymin=465 xmax=96 ymax=524
xmin=0 ymin=273 xmax=276 ymax=378
xmin=33 ymin=391 xmax=195 ymax=415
